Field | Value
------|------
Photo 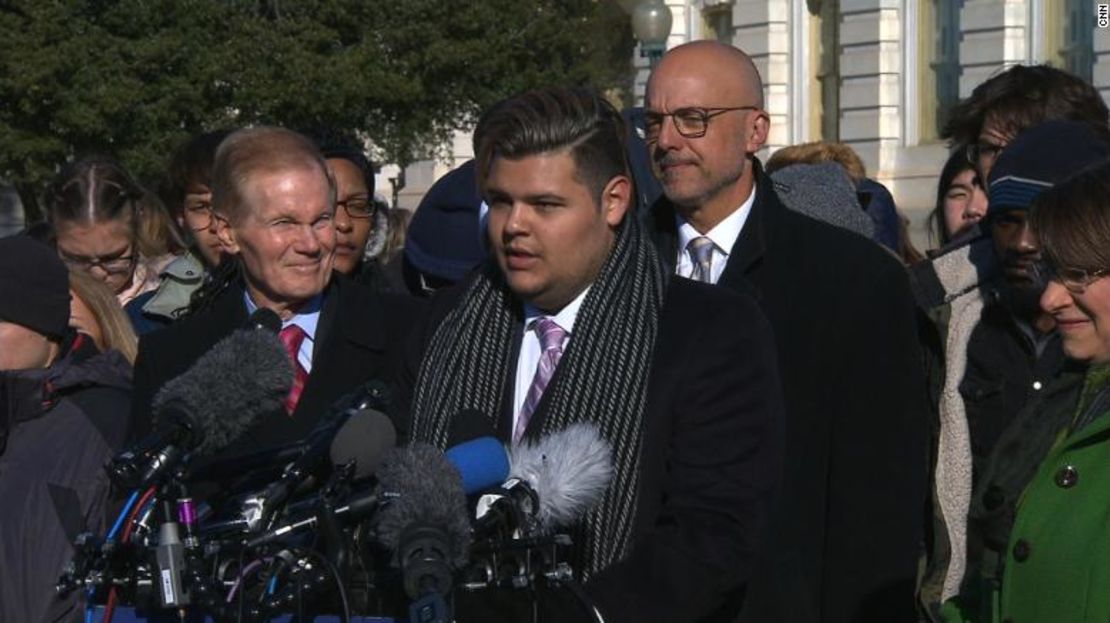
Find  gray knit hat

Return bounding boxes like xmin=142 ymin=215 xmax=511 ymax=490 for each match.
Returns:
xmin=770 ymin=162 xmax=876 ymax=240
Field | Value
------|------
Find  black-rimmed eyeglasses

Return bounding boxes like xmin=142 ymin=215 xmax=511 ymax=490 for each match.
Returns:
xmin=59 ymin=249 xmax=137 ymax=275
xmin=641 ymin=106 xmax=759 ymax=141
xmin=336 ymin=195 xmax=375 ymax=219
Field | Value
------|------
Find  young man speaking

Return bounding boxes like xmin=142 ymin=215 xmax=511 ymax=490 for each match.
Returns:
xmin=398 ymin=86 xmax=784 ymax=623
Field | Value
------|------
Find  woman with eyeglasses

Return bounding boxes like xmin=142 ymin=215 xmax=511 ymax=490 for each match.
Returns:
xmin=955 ymin=159 xmax=1110 ymax=622
xmin=320 ymin=141 xmax=391 ymax=288
xmin=47 ymin=156 xmax=183 ymax=310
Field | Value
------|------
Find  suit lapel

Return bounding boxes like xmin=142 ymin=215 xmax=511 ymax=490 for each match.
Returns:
xmin=212 ymin=282 xmax=251 ymax=334
xmin=645 ymin=159 xmax=775 ymax=289
xmin=293 ymin=275 xmax=388 ymax=422
xmin=497 ymin=318 xmax=526 ymax=442
xmin=719 ymin=163 xmax=774 ymax=289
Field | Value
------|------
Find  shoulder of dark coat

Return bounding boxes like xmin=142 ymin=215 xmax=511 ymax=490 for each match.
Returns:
xmin=772 ymin=204 xmax=910 ymax=294
xmin=50 ymin=351 xmax=133 ymax=451
xmin=663 ymin=277 xmax=771 ymax=334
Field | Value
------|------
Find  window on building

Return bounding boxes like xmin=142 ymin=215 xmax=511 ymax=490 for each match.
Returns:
xmin=808 ymin=0 xmax=840 ymax=142
xmin=702 ymin=3 xmax=733 ymax=44
xmin=1053 ymin=0 xmax=1094 ymax=81
xmin=922 ymin=0 xmax=961 ymax=141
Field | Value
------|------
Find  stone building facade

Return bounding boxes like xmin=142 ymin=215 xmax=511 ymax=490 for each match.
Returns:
xmin=633 ymin=0 xmax=1110 ymax=246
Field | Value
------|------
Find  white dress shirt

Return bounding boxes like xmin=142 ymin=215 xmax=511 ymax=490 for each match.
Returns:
xmin=511 ymin=287 xmax=590 ymax=432
xmin=675 ymin=183 xmax=757 ymax=285
xmin=244 ymin=292 xmax=323 ymax=373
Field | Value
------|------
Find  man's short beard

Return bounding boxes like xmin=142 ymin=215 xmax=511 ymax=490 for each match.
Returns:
xmin=661 ymin=162 xmax=746 ymax=211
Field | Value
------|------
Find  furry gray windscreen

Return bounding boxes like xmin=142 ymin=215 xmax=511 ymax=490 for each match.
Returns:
xmin=410 ymin=216 xmax=667 ymax=579
xmin=509 ymin=422 xmax=614 ymax=533
xmin=151 ymin=328 xmax=292 ymax=455
xmin=375 ymin=443 xmax=472 ymax=569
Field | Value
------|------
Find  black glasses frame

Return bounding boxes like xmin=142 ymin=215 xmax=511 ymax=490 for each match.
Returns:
xmin=642 ymin=106 xmax=760 ymax=141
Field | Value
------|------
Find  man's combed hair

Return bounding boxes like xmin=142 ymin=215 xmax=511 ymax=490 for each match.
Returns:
xmin=943 ymin=64 xmax=1110 ymax=145
xmin=211 ymin=126 xmax=336 ymax=224
xmin=474 ymin=87 xmax=630 ymax=203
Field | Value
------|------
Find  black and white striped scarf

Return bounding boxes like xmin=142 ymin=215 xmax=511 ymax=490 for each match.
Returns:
xmin=410 ymin=216 xmax=668 ymax=578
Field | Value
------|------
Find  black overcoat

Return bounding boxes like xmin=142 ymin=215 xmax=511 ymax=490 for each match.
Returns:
xmin=396 ymin=274 xmax=785 ymax=623
xmin=647 ymin=162 xmax=930 ymax=623
xmin=130 ymin=273 xmax=422 ymax=457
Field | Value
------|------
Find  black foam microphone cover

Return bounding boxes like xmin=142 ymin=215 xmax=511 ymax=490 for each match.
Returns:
xmin=245 ymin=307 xmax=282 ymax=333
xmin=329 ymin=409 xmax=398 ymax=480
xmin=446 ymin=408 xmax=496 ymax=447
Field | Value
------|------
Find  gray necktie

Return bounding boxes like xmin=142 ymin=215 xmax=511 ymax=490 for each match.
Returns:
xmin=687 ymin=236 xmax=715 ymax=283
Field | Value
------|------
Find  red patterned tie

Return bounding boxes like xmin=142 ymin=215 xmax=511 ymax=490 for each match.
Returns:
xmin=279 ymin=324 xmax=309 ymax=415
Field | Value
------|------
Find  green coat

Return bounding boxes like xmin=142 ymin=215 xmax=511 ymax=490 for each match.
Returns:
xmin=998 ymin=364 xmax=1110 ymax=622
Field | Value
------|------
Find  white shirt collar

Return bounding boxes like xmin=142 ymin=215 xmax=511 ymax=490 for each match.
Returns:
xmin=522 ymin=286 xmax=590 ymax=335
xmin=676 ymin=182 xmax=757 ymax=260
xmin=243 ymin=291 xmax=323 ymax=340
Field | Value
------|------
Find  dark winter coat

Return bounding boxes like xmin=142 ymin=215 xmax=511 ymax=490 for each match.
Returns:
xmin=0 ymin=338 xmax=132 ymax=623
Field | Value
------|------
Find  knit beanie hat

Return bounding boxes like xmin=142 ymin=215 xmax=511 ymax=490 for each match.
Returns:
xmin=0 ymin=235 xmax=71 ymax=338
xmin=404 ymin=160 xmax=487 ymax=282
xmin=771 ymin=162 xmax=876 ymax=240
xmin=988 ymin=120 xmax=1110 ymax=215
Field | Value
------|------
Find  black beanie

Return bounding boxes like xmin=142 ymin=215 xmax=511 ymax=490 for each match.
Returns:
xmin=988 ymin=120 xmax=1110 ymax=215
xmin=0 ymin=235 xmax=71 ymax=338
xmin=404 ymin=160 xmax=487 ymax=282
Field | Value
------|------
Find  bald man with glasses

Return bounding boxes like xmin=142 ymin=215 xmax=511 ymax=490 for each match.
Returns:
xmin=643 ymin=41 xmax=929 ymax=623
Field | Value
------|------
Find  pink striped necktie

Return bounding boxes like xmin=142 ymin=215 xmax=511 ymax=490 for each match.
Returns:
xmin=279 ymin=324 xmax=309 ymax=415
xmin=513 ymin=317 xmax=567 ymax=444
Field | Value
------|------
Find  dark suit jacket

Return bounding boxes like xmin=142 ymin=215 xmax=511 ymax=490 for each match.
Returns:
xmin=131 ymin=273 xmax=423 ymax=459
xmin=397 ymin=274 xmax=784 ymax=623
xmin=647 ymin=162 xmax=930 ymax=623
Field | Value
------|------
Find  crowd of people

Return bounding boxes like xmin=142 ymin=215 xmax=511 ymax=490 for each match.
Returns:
xmin=1 ymin=39 xmax=1109 ymax=623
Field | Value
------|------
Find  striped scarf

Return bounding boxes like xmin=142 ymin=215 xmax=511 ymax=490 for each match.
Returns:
xmin=410 ymin=216 xmax=668 ymax=578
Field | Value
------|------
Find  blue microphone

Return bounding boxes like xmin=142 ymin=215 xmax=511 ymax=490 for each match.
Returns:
xmin=446 ymin=436 xmax=510 ymax=494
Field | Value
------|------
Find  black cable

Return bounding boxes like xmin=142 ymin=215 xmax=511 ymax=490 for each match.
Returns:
xmin=307 ymin=548 xmax=351 ymax=623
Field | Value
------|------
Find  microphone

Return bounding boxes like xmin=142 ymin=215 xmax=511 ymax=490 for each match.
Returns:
xmin=245 ymin=433 xmax=508 ymax=546
xmin=477 ymin=422 xmax=613 ymax=536
xmin=110 ymin=327 xmax=293 ymax=489
xmin=256 ymin=381 xmax=394 ymax=526
xmin=330 ymin=408 xmax=400 ymax=480
xmin=446 ymin=408 xmax=497 ymax=447
xmin=375 ymin=443 xmax=472 ymax=611
xmin=189 ymin=402 xmax=396 ymax=499
xmin=245 ymin=307 xmax=282 ymax=332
